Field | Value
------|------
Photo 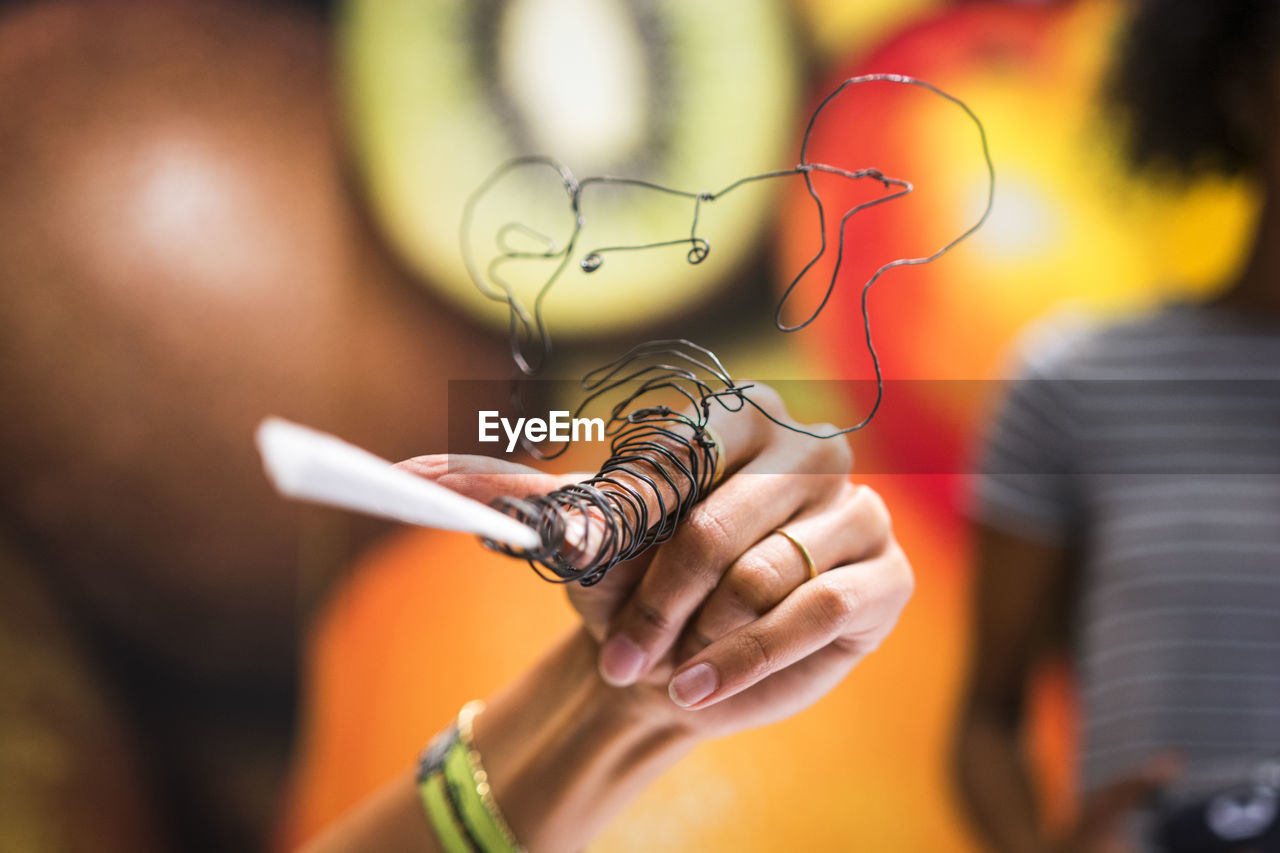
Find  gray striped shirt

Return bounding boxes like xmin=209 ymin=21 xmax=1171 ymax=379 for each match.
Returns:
xmin=975 ymin=302 xmax=1280 ymax=828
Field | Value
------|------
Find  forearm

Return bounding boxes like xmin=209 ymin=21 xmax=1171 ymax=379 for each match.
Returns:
xmin=304 ymin=627 xmax=695 ymax=853
xmin=959 ymin=525 xmax=1074 ymax=853
xmin=478 ymin=628 xmax=694 ymax=850
xmin=954 ymin=710 xmax=1049 ymax=853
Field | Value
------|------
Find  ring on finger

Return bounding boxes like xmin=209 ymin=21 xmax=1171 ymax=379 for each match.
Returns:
xmin=771 ymin=527 xmax=818 ymax=581
xmin=701 ymin=423 xmax=726 ymax=487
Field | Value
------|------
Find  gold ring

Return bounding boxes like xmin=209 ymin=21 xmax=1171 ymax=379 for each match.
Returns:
xmin=703 ymin=424 xmax=726 ymax=487
xmin=772 ymin=527 xmax=818 ymax=581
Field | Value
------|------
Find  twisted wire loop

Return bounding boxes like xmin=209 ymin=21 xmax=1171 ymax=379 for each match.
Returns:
xmin=480 ymin=340 xmax=743 ymax=585
xmin=462 ymin=75 xmax=996 ymax=583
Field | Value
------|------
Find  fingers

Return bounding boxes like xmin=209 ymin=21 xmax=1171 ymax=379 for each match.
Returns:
xmin=666 ymin=542 xmax=913 ymax=708
xmin=678 ymin=483 xmax=891 ymax=660
xmin=599 ymin=430 xmax=855 ymax=686
xmin=396 ymin=454 xmax=583 ymax=505
xmin=597 ymin=469 xmax=812 ymax=685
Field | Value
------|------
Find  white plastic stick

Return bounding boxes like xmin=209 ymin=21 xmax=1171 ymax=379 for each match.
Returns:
xmin=255 ymin=417 xmax=540 ymax=551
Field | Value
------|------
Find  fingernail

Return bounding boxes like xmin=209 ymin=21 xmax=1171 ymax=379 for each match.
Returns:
xmin=668 ymin=663 xmax=718 ymax=708
xmin=599 ymin=634 xmax=646 ymax=687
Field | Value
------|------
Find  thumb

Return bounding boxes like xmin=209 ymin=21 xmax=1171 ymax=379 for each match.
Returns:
xmin=395 ymin=453 xmax=584 ymax=506
xmin=1077 ymin=753 xmax=1181 ymax=843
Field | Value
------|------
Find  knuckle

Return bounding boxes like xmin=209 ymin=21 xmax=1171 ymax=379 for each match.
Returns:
xmin=749 ymin=383 xmax=786 ymax=415
xmin=719 ymin=583 xmax=766 ymax=620
xmin=851 ymin=484 xmax=892 ymax=534
xmin=680 ymin=506 xmax=734 ymax=567
xmin=889 ymin=542 xmax=916 ymax=604
xmin=728 ymin=553 xmax=784 ymax=604
xmin=810 ymin=576 xmax=860 ymax=635
xmin=829 ymin=437 xmax=854 ymax=472
xmin=808 ymin=430 xmax=852 ymax=473
xmin=735 ymin=629 xmax=776 ymax=680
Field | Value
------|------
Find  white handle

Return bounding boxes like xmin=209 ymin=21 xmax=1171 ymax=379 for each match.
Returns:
xmin=255 ymin=417 xmax=540 ymax=551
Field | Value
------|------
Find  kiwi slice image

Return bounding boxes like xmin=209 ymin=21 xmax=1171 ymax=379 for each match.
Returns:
xmin=340 ymin=0 xmax=801 ymax=338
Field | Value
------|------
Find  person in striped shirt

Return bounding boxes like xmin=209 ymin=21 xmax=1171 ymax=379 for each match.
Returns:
xmin=953 ymin=2 xmax=1280 ymax=851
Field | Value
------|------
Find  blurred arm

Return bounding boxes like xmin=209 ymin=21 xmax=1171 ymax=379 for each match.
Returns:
xmin=952 ymin=523 xmax=1072 ymax=853
xmin=301 ymin=627 xmax=694 ymax=853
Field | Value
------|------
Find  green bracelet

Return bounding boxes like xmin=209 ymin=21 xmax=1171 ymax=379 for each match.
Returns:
xmin=417 ymin=724 xmax=476 ymax=853
xmin=417 ymin=702 xmax=526 ymax=853
xmin=453 ymin=701 xmax=526 ymax=853
xmin=420 ymin=765 xmax=478 ymax=853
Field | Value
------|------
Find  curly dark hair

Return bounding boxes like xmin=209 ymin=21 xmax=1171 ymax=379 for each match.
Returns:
xmin=1108 ymin=0 xmax=1280 ymax=178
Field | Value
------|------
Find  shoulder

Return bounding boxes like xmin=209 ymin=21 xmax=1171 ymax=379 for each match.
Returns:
xmin=985 ymin=303 xmax=1195 ymax=439
xmin=998 ymin=301 xmax=1221 ymax=381
xmin=996 ymin=307 xmax=1097 ymax=380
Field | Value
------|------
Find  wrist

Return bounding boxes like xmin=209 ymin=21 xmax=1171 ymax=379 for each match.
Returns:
xmin=473 ymin=627 xmax=697 ymax=852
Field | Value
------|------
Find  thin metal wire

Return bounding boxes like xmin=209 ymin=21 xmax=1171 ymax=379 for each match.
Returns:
xmin=463 ymin=74 xmax=996 ymax=583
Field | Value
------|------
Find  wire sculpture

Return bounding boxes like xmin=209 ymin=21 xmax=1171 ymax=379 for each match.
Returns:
xmin=462 ymin=74 xmax=995 ymax=585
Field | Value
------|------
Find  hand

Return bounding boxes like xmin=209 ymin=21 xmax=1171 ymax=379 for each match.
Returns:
xmin=399 ymin=383 xmax=913 ymax=739
xmin=1054 ymin=755 xmax=1180 ymax=853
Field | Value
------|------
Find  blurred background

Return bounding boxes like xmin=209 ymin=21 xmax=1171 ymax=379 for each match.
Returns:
xmin=0 ymin=0 xmax=1256 ymax=850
